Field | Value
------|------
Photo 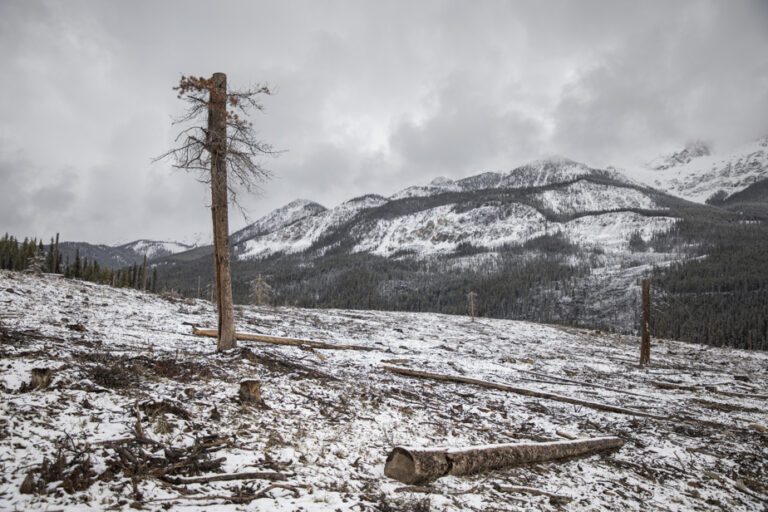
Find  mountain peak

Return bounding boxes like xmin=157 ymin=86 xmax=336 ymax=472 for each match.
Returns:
xmin=429 ymin=176 xmax=454 ymax=186
xmin=650 ymin=140 xmax=711 ymax=170
xmin=230 ymin=198 xmax=327 ymax=245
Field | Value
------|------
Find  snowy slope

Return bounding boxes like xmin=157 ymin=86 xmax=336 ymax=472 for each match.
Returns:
xmin=388 ymin=158 xmax=629 ymax=201
xmin=627 ymin=137 xmax=768 ymax=203
xmin=534 ymin=180 xmax=659 ymax=216
xmin=237 ymin=195 xmax=387 ymax=259
xmin=351 ymin=202 xmax=673 ymax=258
xmin=230 ymin=199 xmax=328 ymax=246
xmin=117 ymin=239 xmax=194 ymax=260
xmin=1 ymin=270 xmax=767 ymax=511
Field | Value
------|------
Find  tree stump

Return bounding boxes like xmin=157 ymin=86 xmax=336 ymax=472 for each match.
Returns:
xmin=238 ymin=380 xmax=267 ymax=407
xmin=30 ymin=368 xmax=52 ymax=390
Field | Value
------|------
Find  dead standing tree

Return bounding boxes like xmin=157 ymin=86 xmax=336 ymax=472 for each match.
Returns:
xmin=158 ymin=73 xmax=274 ymax=351
xmin=640 ymin=278 xmax=651 ymax=366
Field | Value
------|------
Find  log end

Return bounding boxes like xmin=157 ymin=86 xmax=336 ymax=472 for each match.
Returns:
xmin=384 ymin=447 xmax=450 ymax=485
xmin=384 ymin=448 xmax=420 ymax=484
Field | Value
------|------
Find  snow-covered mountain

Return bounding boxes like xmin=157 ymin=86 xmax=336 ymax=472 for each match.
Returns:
xmin=232 ymin=158 xmax=672 ymax=261
xmin=230 ymin=199 xmax=328 ymax=246
xmin=116 ymin=240 xmax=194 ymax=261
xmin=236 ymin=195 xmax=388 ymax=260
xmin=627 ymin=137 xmax=768 ymax=203
xmin=58 ymin=239 xmax=194 ymax=270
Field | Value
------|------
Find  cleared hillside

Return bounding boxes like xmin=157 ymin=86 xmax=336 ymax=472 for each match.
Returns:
xmin=1 ymin=271 xmax=766 ymax=511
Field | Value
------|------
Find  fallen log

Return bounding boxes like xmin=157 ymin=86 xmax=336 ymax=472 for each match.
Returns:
xmin=514 ymin=368 xmax=649 ymax=398
xmin=381 ymin=366 xmax=667 ymax=420
xmin=192 ymin=327 xmax=375 ymax=351
xmin=384 ymin=437 xmax=624 ymax=484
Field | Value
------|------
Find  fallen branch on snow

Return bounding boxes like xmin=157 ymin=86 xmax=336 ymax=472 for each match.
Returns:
xmin=381 ymin=366 xmax=667 ymax=420
xmin=384 ymin=437 xmax=624 ymax=484
xmin=161 ymin=471 xmax=289 ymax=485
xmin=192 ymin=327 xmax=375 ymax=351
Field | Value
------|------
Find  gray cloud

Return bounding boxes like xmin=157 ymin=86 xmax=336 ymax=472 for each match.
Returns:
xmin=1 ymin=0 xmax=766 ymax=244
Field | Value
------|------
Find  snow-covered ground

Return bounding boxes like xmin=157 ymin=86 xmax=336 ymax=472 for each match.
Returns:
xmin=1 ymin=270 xmax=767 ymax=511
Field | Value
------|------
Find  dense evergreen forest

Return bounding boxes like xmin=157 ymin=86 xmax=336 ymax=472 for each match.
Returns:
xmin=649 ymin=219 xmax=768 ymax=350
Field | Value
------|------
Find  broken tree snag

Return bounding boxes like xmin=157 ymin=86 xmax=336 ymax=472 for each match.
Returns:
xmin=640 ymin=278 xmax=651 ymax=366
xmin=192 ymin=327 xmax=375 ymax=351
xmin=239 ymin=380 xmax=267 ymax=407
xmin=381 ymin=366 xmax=667 ymax=420
xmin=385 ymin=437 xmax=624 ymax=484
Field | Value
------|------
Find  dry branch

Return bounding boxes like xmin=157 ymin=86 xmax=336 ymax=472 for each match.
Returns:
xmin=192 ymin=327 xmax=374 ymax=351
xmin=493 ymin=484 xmax=572 ymax=502
xmin=384 ymin=437 xmax=624 ymax=484
xmin=161 ymin=471 xmax=288 ymax=485
xmin=381 ymin=366 xmax=667 ymax=420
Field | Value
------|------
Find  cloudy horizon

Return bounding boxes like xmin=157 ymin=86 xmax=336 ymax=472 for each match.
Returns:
xmin=1 ymin=0 xmax=767 ymax=245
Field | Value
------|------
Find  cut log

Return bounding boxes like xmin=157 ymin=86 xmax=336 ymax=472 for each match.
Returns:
xmin=192 ymin=327 xmax=374 ymax=351
xmin=381 ymin=366 xmax=667 ymax=420
xmin=385 ymin=437 xmax=624 ymax=484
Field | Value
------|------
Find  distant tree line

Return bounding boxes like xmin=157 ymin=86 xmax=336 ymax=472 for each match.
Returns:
xmin=1 ymin=233 xmax=158 ymax=293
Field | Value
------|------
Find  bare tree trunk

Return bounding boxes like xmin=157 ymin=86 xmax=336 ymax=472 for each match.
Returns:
xmin=209 ymin=72 xmax=236 ymax=351
xmin=141 ymin=255 xmax=148 ymax=291
xmin=53 ymin=233 xmax=59 ymax=273
xmin=640 ymin=278 xmax=650 ymax=366
xmin=197 ymin=276 xmax=201 ymax=299
xmin=257 ymin=274 xmax=263 ymax=306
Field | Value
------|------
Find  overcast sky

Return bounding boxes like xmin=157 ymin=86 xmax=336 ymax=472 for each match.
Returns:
xmin=1 ymin=0 xmax=767 ymax=245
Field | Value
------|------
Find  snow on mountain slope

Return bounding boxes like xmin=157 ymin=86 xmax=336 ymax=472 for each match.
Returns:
xmin=499 ymin=157 xmax=598 ymax=189
xmin=230 ymin=199 xmax=327 ymax=246
xmin=628 ymin=137 xmax=768 ymax=203
xmin=389 ymin=158 xmax=632 ymax=201
xmin=351 ymin=201 xmax=674 ymax=258
xmin=237 ymin=194 xmax=388 ymax=259
xmin=456 ymin=171 xmax=503 ymax=191
xmin=352 ymin=202 xmax=545 ymax=257
xmin=561 ymin=212 xmax=675 ymax=251
xmin=117 ymin=240 xmax=193 ymax=260
xmin=534 ymin=181 xmax=659 ymax=216
xmin=389 ymin=176 xmax=461 ymax=200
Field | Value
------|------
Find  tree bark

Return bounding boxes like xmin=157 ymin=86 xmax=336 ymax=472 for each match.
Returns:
xmin=385 ymin=437 xmax=624 ymax=484
xmin=209 ymin=72 xmax=236 ymax=351
xmin=640 ymin=278 xmax=650 ymax=366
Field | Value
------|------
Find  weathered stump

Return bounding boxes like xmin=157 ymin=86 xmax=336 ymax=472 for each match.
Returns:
xmin=238 ymin=380 xmax=267 ymax=407
xmin=30 ymin=368 xmax=52 ymax=390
